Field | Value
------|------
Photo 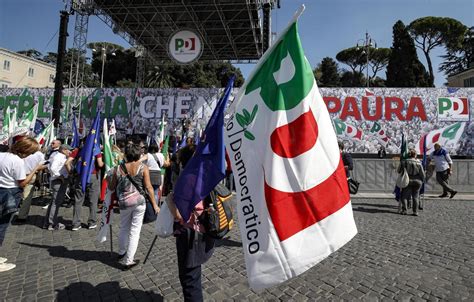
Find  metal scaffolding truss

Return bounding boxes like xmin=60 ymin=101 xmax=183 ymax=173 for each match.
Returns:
xmin=93 ymin=0 xmax=278 ymax=63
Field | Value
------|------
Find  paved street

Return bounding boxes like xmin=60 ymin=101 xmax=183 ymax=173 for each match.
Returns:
xmin=0 ymin=195 xmax=473 ymax=301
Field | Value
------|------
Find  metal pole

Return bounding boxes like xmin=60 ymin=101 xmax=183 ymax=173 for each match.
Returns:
xmin=109 ymin=224 xmax=113 ymax=255
xmin=100 ymin=47 xmax=106 ymax=89
xmin=52 ymin=10 xmax=69 ymax=129
xmin=366 ymin=32 xmax=370 ymax=88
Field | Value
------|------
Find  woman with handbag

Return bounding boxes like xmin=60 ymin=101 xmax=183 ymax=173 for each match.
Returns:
xmin=398 ymin=149 xmax=425 ymax=216
xmin=141 ymin=144 xmax=170 ymax=206
xmin=108 ymin=144 xmax=160 ymax=270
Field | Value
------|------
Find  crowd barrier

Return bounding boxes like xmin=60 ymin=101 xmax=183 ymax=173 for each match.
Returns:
xmin=352 ymin=158 xmax=474 ymax=194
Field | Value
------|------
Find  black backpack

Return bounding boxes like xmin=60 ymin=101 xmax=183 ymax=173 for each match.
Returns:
xmin=199 ymin=183 xmax=234 ymax=239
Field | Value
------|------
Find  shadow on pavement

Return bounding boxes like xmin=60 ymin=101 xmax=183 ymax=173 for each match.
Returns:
xmin=352 ymin=207 xmax=398 ymax=214
xmin=215 ymin=237 xmax=242 ymax=248
xmin=352 ymin=202 xmax=399 ymax=209
xmin=19 ymin=242 xmax=124 ymax=269
xmin=11 ymin=215 xmax=71 ymax=229
xmin=55 ymin=281 xmax=163 ymax=301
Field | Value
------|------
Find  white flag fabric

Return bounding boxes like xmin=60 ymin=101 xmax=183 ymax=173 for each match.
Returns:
xmin=97 ymin=189 xmax=114 ymax=243
xmin=225 ymin=10 xmax=357 ymax=290
xmin=15 ymin=104 xmax=38 ymax=136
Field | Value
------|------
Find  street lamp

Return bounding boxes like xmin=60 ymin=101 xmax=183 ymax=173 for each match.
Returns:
xmin=356 ymin=31 xmax=377 ymax=88
xmin=92 ymin=43 xmax=116 ymax=88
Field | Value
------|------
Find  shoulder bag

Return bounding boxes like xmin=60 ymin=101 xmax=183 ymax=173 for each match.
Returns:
xmin=120 ymin=162 xmax=157 ymax=223
xmin=396 ymin=166 xmax=410 ymax=189
xmin=149 ymin=153 xmax=162 ymax=187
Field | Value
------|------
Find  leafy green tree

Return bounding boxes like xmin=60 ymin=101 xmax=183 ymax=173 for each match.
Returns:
xmin=386 ymin=21 xmax=430 ymax=87
xmin=368 ymin=48 xmax=391 ymax=82
xmin=408 ymin=17 xmax=467 ymax=86
xmin=340 ymin=71 xmax=365 ymax=87
xmin=145 ymin=61 xmax=244 ymax=88
xmin=17 ymin=49 xmax=43 ymax=60
xmin=440 ymin=26 xmax=474 ymax=76
xmin=317 ymin=57 xmax=340 ymax=87
xmin=42 ymin=52 xmax=58 ymax=64
xmin=336 ymin=47 xmax=366 ymax=75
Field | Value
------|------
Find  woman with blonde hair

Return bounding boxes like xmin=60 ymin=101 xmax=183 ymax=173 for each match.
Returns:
xmin=398 ymin=148 xmax=425 ymax=216
xmin=0 ymin=137 xmax=44 ymax=272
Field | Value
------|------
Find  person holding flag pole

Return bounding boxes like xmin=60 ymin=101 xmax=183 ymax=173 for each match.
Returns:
xmin=65 ymin=112 xmax=104 ymax=231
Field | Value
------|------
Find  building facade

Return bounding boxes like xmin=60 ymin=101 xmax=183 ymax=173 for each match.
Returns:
xmin=0 ymin=48 xmax=56 ymax=88
xmin=447 ymin=67 xmax=474 ymax=87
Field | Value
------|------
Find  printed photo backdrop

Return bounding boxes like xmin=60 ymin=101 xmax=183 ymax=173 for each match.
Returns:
xmin=0 ymin=87 xmax=472 ymax=155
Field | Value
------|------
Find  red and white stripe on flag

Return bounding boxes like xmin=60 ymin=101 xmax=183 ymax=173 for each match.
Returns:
xmin=225 ymin=10 xmax=357 ymax=290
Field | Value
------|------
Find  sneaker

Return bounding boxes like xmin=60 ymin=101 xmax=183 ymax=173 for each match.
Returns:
xmin=449 ymin=191 xmax=457 ymax=199
xmin=88 ymin=224 xmax=97 ymax=230
xmin=438 ymin=193 xmax=448 ymax=198
xmin=0 ymin=257 xmax=7 ymax=264
xmin=0 ymin=263 xmax=16 ymax=272
xmin=47 ymin=225 xmax=54 ymax=231
xmin=42 ymin=204 xmax=49 ymax=209
xmin=71 ymin=225 xmax=82 ymax=231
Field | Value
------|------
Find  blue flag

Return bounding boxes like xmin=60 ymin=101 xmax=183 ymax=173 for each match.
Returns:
xmin=173 ymin=76 xmax=234 ymax=221
xmin=76 ymin=112 xmax=101 ymax=192
xmin=179 ymin=134 xmax=187 ymax=149
xmin=71 ymin=114 xmax=80 ymax=148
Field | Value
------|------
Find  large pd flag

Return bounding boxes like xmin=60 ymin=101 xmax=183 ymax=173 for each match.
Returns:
xmin=225 ymin=11 xmax=357 ymax=290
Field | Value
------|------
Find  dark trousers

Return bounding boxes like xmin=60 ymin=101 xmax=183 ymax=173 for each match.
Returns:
xmin=436 ymin=170 xmax=455 ymax=194
xmin=0 ymin=213 xmax=13 ymax=246
xmin=176 ymin=230 xmax=203 ymax=302
xmin=401 ymin=180 xmax=422 ymax=214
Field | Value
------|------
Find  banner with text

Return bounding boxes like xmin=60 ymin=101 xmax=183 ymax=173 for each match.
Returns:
xmin=0 ymin=87 xmax=472 ymax=155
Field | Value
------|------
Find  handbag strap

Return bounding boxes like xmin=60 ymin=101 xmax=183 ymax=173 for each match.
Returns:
xmin=151 ymin=153 xmax=161 ymax=169
xmin=120 ymin=162 xmax=148 ymax=199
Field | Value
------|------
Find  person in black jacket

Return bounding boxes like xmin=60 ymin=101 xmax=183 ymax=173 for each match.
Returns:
xmin=339 ymin=141 xmax=353 ymax=177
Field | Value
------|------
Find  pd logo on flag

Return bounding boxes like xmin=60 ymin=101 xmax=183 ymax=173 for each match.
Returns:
xmin=168 ymin=30 xmax=203 ymax=64
xmin=437 ymin=97 xmax=470 ymax=121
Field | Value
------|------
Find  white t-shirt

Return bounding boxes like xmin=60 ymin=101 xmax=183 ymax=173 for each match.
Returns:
xmin=49 ymin=152 xmax=68 ymax=180
xmin=24 ymin=151 xmax=45 ymax=174
xmin=146 ymin=152 xmax=165 ymax=171
xmin=0 ymin=152 xmax=27 ymax=188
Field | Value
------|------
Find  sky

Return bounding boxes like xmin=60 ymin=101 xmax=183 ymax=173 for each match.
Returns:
xmin=1 ymin=0 xmax=473 ymax=87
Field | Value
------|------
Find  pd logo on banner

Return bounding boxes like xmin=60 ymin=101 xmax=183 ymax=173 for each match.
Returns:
xmin=437 ymin=97 xmax=470 ymax=121
xmin=168 ymin=30 xmax=203 ymax=64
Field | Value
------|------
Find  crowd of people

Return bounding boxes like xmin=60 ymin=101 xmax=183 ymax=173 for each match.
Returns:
xmin=0 ymin=131 xmax=223 ymax=301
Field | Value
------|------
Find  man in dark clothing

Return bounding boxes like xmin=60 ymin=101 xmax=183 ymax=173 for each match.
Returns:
xmin=339 ymin=141 xmax=353 ymax=177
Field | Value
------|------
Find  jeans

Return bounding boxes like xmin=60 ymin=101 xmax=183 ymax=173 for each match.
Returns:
xmin=73 ymin=174 xmax=100 ymax=227
xmin=118 ymin=203 xmax=146 ymax=265
xmin=0 ymin=213 xmax=13 ymax=246
xmin=45 ymin=179 xmax=68 ymax=227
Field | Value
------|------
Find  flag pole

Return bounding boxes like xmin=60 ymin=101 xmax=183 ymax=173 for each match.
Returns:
xmin=109 ymin=224 xmax=113 ymax=255
xmin=143 ymin=235 xmax=158 ymax=264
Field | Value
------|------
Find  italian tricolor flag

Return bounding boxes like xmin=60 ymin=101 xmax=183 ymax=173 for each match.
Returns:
xmin=36 ymin=120 xmax=55 ymax=147
xmin=333 ymin=118 xmax=363 ymax=140
xmin=416 ymin=122 xmax=466 ymax=155
xmin=225 ymin=7 xmax=357 ymax=290
xmin=369 ymin=121 xmax=389 ymax=146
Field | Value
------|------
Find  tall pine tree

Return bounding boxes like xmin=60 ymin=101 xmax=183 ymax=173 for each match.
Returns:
xmin=318 ymin=57 xmax=341 ymax=87
xmin=386 ymin=21 xmax=430 ymax=87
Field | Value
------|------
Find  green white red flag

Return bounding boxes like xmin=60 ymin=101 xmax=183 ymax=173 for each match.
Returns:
xmin=36 ymin=119 xmax=54 ymax=147
xmin=225 ymin=7 xmax=357 ymax=290
xmin=369 ymin=121 xmax=389 ymax=146
xmin=97 ymin=118 xmax=114 ymax=243
xmin=15 ymin=104 xmax=38 ymax=136
xmin=416 ymin=122 xmax=466 ymax=155
xmin=333 ymin=118 xmax=363 ymax=140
